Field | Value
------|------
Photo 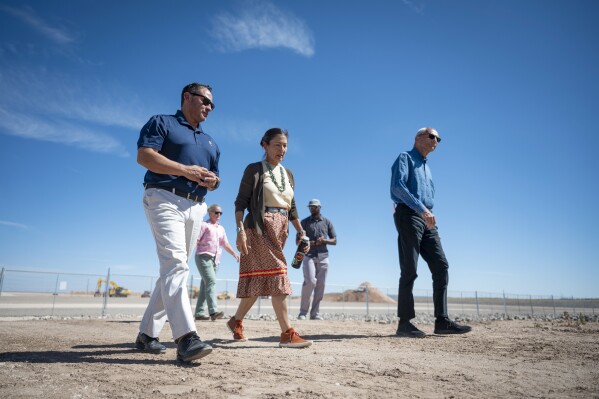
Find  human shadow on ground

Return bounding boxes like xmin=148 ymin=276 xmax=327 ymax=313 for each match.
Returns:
xmin=0 ymin=346 xmax=206 ymax=366
xmin=378 ymin=333 xmax=444 ymax=339
xmin=208 ymin=333 xmax=370 ymax=350
xmin=72 ymin=342 xmax=177 ymax=349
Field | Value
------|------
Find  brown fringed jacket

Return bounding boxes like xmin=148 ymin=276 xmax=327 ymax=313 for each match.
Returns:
xmin=234 ymin=161 xmax=299 ymax=236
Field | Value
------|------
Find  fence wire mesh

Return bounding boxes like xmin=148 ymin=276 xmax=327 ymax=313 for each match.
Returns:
xmin=0 ymin=268 xmax=596 ymax=318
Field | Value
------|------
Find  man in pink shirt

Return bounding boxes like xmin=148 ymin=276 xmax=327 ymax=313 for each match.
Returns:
xmin=194 ymin=204 xmax=239 ymax=320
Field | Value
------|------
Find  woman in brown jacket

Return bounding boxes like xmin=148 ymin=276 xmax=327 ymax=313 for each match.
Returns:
xmin=227 ymin=128 xmax=312 ymax=348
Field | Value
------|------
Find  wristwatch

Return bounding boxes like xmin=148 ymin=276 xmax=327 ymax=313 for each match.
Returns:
xmin=236 ymin=226 xmax=244 ymax=234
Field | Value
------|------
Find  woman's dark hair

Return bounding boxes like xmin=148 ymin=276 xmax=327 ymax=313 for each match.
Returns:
xmin=260 ymin=128 xmax=288 ymax=147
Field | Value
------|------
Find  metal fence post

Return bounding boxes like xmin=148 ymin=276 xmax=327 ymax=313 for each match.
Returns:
xmin=257 ymin=296 xmax=261 ymax=315
xmin=102 ymin=268 xmax=110 ymax=317
xmin=572 ymin=296 xmax=576 ymax=314
xmin=188 ymin=274 xmax=193 ymax=306
xmin=551 ymin=295 xmax=556 ymax=317
xmin=475 ymin=291 xmax=480 ymax=317
xmin=503 ymin=291 xmax=507 ymax=317
xmin=225 ymin=280 xmax=229 ymax=314
xmin=51 ymin=273 xmax=60 ymax=316
xmin=529 ymin=295 xmax=534 ymax=315
xmin=365 ymin=286 xmax=370 ymax=317
xmin=0 ymin=267 xmax=5 ymax=296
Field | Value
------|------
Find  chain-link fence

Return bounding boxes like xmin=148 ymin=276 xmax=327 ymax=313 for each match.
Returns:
xmin=1 ymin=267 xmax=597 ymax=318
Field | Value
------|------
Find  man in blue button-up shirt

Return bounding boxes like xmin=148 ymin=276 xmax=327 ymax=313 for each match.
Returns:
xmin=390 ymin=127 xmax=471 ymax=337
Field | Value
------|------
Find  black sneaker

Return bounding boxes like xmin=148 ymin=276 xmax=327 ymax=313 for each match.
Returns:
xmin=176 ymin=332 xmax=213 ymax=362
xmin=395 ymin=321 xmax=426 ymax=338
xmin=135 ymin=333 xmax=166 ymax=354
xmin=434 ymin=318 xmax=472 ymax=334
xmin=210 ymin=311 xmax=224 ymax=321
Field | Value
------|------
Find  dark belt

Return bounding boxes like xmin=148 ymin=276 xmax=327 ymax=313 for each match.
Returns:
xmin=145 ymin=184 xmax=205 ymax=203
xmin=265 ymin=207 xmax=288 ymax=216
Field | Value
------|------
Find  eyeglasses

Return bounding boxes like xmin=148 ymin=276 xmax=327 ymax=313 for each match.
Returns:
xmin=189 ymin=92 xmax=215 ymax=110
xmin=213 ymin=211 xmax=222 ymax=215
xmin=426 ymin=134 xmax=441 ymax=143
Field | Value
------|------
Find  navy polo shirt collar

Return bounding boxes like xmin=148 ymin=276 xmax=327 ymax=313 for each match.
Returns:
xmin=175 ymin=110 xmax=204 ymax=134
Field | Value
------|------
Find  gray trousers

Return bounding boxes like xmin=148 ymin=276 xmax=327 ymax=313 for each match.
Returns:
xmin=299 ymin=253 xmax=329 ymax=317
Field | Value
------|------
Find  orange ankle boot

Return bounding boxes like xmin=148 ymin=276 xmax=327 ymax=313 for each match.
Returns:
xmin=227 ymin=317 xmax=247 ymax=341
xmin=279 ymin=328 xmax=312 ymax=348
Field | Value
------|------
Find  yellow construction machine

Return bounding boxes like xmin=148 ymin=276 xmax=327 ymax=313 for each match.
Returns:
xmin=94 ymin=279 xmax=132 ymax=297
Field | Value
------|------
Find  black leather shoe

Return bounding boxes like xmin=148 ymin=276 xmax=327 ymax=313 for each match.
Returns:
xmin=195 ymin=315 xmax=210 ymax=321
xmin=135 ymin=333 xmax=166 ymax=354
xmin=434 ymin=318 xmax=472 ymax=334
xmin=396 ymin=321 xmax=426 ymax=338
xmin=210 ymin=311 xmax=224 ymax=321
xmin=176 ymin=332 xmax=213 ymax=362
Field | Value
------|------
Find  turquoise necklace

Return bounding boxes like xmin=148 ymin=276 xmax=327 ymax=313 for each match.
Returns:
xmin=266 ymin=163 xmax=286 ymax=193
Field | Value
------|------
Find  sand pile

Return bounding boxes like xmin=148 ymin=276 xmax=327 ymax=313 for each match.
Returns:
xmin=323 ymin=281 xmax=396 ymax=303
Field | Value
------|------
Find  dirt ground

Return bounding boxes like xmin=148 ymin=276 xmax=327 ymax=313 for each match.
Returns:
xmin=0 ymin=317 xmax=598 ymax=398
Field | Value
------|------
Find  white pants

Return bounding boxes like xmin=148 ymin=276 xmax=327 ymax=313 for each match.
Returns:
xmin=299 ymin=253 xmax=329 ymax=317
xmin=139 ymin=188 xmax=207 ymax=340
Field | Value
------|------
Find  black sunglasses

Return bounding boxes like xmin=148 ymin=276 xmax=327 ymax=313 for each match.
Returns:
xmin=213 ymin=211 xmax=222 ymax=215
xmin=428 ymin=134 xmax=441 ymax=143
xmin=189 ymin=92 xmax=215 ymax=110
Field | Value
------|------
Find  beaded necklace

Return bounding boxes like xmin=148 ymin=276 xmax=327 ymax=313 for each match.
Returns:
xmin=266 ymin=163 xmax=286 ymax=193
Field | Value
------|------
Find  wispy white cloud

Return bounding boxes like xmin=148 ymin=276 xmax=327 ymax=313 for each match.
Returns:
xmin=211 ymin=117 xmax=271 ymax=144
xmin=0 ymin=66 xmax=149 ymax=157
xmin=211 ymin=2 xmax=315 ymax=57
xmin=209 ymin=115 xmax=304 ymax=155
xmin=0 ymin=4 xmax=77 ymax=45
xmin=0 ymin=220 xmax=29 ymax=230
xmin=0 ymin=106 xmax=129 ymax=157
xmin=401 ymin=0 xmax=425 ymax=14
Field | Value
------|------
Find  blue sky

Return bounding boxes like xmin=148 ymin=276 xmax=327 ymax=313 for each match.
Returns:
xmin=1 ymin=0 xmax=598 ymax=298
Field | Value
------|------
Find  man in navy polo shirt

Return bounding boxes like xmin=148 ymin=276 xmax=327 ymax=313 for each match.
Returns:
xmin=135 ymin=82 xmax=220 ymax=362
xmin=390 ymin=127 xmax=471 ymax=338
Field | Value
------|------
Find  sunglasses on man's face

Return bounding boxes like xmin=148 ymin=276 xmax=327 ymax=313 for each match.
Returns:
xmin=427 ymin=134 xmax=441 ymax=143
xmin=213 ymin=211 xmax=222 ymax=215
xmin=189 ymin=92 xmax=215 ymax=110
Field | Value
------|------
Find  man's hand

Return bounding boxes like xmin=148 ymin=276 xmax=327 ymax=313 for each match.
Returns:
xmin=421 ymin=210 xmax=436 ymax=229
xmin=183 ymin=165 xmax=218 ymax=188
xmin=315 ymin=236 xmax=325 ymax=246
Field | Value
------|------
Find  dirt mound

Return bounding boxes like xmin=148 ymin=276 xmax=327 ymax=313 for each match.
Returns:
xmin=323 ymin=281 xmax=396 ymax=304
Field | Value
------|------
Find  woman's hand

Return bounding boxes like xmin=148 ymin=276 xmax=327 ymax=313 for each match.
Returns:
xmin=236 ymin=230 xmax=250 ymax=256
xmin=295 ymin=229 xmax=306 ymax=245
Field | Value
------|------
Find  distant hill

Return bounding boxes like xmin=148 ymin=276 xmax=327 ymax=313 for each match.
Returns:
xmin=323 ymin=282 xmax=396 ymax=304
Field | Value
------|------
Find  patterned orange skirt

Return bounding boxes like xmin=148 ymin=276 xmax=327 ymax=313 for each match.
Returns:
xmin=236 ymin=212 xmax=292 ymax=298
